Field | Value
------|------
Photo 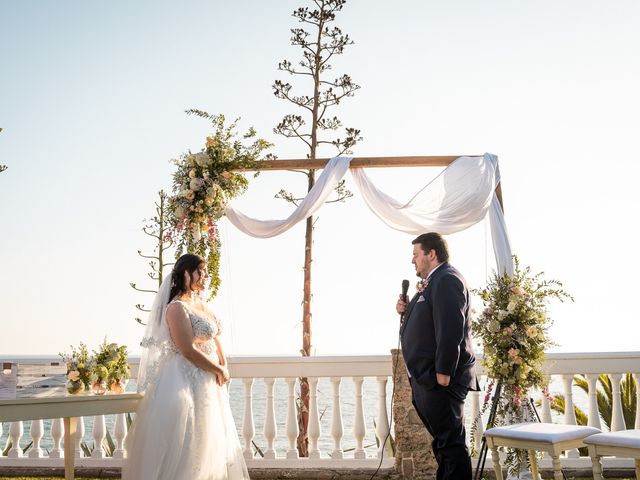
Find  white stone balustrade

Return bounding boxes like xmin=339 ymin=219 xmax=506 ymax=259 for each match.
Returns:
xmin=1 ymin=352 xmax=639 ymax=473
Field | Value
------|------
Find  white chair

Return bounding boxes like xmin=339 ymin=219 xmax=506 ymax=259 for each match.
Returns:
xmin=484 ymin=422 xmax=601 ymax=480
xmin=583 ymin=429 xmax=640 ymax=480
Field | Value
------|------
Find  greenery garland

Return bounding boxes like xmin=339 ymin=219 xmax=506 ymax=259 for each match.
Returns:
xmin=167 ymin=111 xmax=272 ymax=298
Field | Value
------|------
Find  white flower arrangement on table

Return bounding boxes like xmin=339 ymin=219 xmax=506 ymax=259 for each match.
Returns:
xmin=167 ymin=110 xmax=272 ymax=299
xmin=59 ymin=342 xmax=95 ymax=395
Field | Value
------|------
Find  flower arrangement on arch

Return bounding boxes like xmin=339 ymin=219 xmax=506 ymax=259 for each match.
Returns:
xmin=471 ymin=256 xmax=573 ymax=475
xmin=167 ymin=110 xmax=272 ymax=298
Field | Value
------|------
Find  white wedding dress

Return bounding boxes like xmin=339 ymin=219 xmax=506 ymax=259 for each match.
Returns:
xmin=122 ymin=298 xmax=249 ymax=480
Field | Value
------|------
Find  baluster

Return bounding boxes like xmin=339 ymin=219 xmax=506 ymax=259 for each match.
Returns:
xmin=634 ymin=373 xmax=640 ymax=429
xmin=263 ymin=378 xmax=277 ymax=459
xmin=352 ymin=376 xmax=366 ymax=459
xmin=91 ymin=415 xmax=106 ymax=458
xmin=50 ymin=418 xmax=63 ymax=458
xmin=8 ymin=421 xmax=23 ymax=458
xmin=375 ymin=376 xmax=390 ymax=459
xmin=242 ymin=378 xmax=255 ymax=459
xmin=471 ymin=390 xmax=483 ymax=453
xmin=28 ymin=419 xmax=44 ymax=458
xmin=285 ymin=377 xmax=299 ymax=459
xmin=585 ymin=374 xmax=602 ymax=429
xmin=74 ymin=417 xmax=85 ymax=458
xmin=541 ymin=382 xmax=553 ymax=423
xmin=308 ymin=377 xmax=321 ymax=459
xmin=112 ymin=413 xmax=127 ymax=459
xmin=610 ymin=373 xmax=625 ymax=431
xmin=561 ymin=374 xmax=579 ymax=458
xmin=330 ymin=376 xmax=344 ymax=459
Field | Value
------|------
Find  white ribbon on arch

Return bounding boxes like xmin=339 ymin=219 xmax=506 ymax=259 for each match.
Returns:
xmin=224 ymin=153 xmax=513 ymax=275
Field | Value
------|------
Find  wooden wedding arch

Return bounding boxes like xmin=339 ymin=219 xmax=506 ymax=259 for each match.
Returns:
xmin=233 ymin=154 xmax=506 ymax=455
xmin=240 ymin=155 xmax=504 ymax=208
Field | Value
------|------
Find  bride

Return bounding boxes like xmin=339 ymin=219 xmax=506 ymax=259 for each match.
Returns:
xmin=122 ymin=253 xmax=249 ymax=480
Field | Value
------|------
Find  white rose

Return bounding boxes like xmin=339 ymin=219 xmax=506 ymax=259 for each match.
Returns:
xmin=175 ymin=206 xmax=186 ymax=219
xmin=195 ymin=153 xmax=210 ymax=167
xmin=185 ymin=190 xmax=195 ymax=201
xmin=188 ymin=169 xmax=197 ymax=179
xmin=205 ymin=196 xmax=215 ymax=206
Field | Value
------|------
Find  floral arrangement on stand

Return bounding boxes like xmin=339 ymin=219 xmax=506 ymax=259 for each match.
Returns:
xmin=93 ymin=340 xmax=131 ymax=394
xmin=471 ymin=256 xmax=573 ymax=476
xmin=59 ymin=343 xmax=94 ymax=395
xmin=166 ymin=110 xmax=272 ymax=298
xmin=60 ymin=341 xmax=131 ymax=396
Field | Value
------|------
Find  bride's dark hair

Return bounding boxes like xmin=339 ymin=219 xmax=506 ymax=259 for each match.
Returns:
xmin=169 ymin=253 xmax=205 ymax=302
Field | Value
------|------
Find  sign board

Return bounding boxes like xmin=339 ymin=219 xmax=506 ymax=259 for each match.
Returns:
xmin=0 ymin=362 xmax=18 ymax=400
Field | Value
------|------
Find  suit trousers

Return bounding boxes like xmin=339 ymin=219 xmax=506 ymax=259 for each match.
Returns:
xmin=410 ymin=378 xmax=472 ymax=480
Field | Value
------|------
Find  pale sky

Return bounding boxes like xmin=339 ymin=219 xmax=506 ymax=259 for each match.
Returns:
xmin=1 ymin=0 xmax=639 ymax=357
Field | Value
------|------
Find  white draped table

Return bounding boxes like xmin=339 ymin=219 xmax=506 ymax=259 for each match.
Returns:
xmin=0 ymin=393 xmax=143 ymax=480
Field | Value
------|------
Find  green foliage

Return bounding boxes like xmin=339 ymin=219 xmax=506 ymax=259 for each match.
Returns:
xmin=167 ymin=111 xmax=272 ymax=299
xmin=549 ymin=373 xmax=637 ymax=430
xmin=93 ymin=339 xmax=131 ymax=387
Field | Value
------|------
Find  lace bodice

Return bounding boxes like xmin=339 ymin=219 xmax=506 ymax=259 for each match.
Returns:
xmin=168 ymin=300 xmax=221 ymax=355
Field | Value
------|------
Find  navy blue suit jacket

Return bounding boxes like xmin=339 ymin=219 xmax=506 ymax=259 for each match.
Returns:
xmin=400 ymin=263 xmax=480 ymax=391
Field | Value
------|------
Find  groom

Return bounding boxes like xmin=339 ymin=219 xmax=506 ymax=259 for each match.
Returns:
xmin=396 ymin=232 xmax=480 ymax=480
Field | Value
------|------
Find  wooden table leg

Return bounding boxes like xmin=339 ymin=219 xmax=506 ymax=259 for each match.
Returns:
xmin=490 ymin=446 xmax=503 ymax=480
xmin=587 ymin=445 xmax=603 ymax=480
xmin=551 ymin=454 xmax=563 ymax=480
xmin=528 ymin=450 xmax=539 ymax=480
xmin=63 ymin=417 xmax=77 ymax=480
xmin=634 ymin=458 xmax=640 ymax=480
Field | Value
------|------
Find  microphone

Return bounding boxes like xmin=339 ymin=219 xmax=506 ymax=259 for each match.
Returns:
xmin=400 ymin=279 xmax=410 ymax=323
xmin=401 ymin=279 xmax=410 ymax=301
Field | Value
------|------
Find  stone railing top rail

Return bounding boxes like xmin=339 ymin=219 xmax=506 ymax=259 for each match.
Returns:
xmin=2 ymin=352 xmax=639 ymax=377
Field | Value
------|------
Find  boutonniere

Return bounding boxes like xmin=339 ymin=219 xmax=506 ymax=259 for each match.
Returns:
xmin=416 ymin=278 xmax=429 ymax=293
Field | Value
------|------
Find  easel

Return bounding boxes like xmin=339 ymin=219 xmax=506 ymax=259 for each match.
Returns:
xmin=474 ymin=380 xmax=566 ymax=480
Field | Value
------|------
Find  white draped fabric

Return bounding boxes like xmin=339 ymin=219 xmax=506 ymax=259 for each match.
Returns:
xmin=224 ymin=153 xmax=513 ymax=275
xmin=224 ymin=156 xmax=352 ymax=239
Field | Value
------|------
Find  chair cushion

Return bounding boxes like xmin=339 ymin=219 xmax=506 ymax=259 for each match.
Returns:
xmin=583 ymin=429 xmax=640 ymax=448
xmin=484 ymin=422 xmax=601 ymax=443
